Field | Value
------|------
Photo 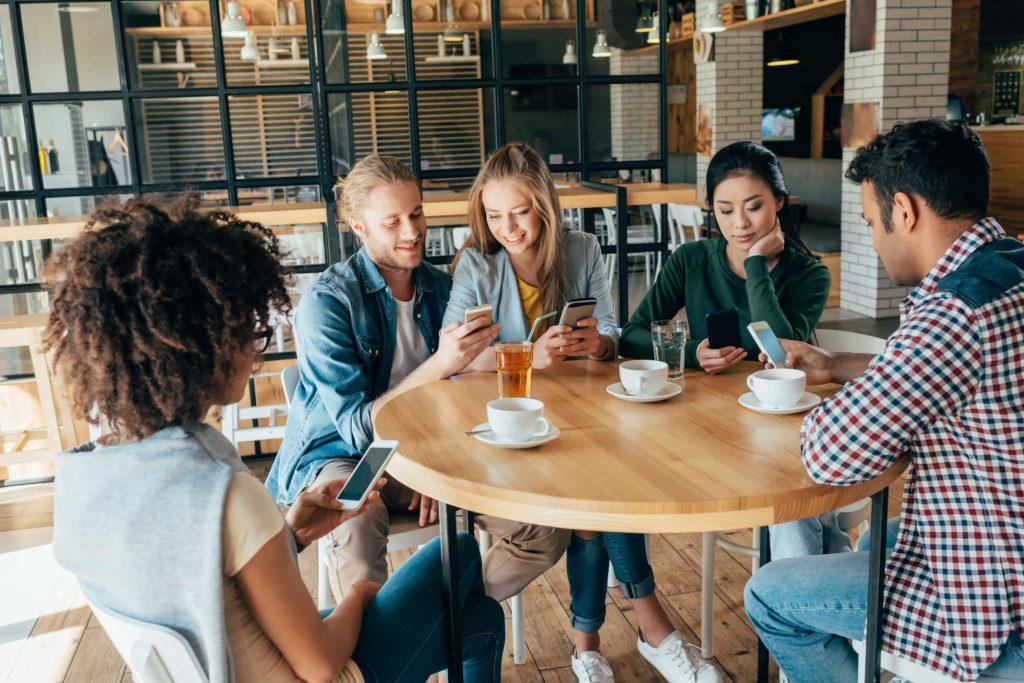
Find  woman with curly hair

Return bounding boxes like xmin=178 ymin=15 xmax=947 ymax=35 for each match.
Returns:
xmin=47 ymin=196 xmax=504 ymax=683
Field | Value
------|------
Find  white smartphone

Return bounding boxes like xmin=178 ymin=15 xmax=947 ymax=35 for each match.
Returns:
xmin=559 ymin=297 xmax=597 ymax=329
xmin=747 ymin=321 xmax=788 ymax=368
xmin=335 ymin=440 xmax=399 ymax=511
xmin=464 ymin=303 xmax=493 ymax=327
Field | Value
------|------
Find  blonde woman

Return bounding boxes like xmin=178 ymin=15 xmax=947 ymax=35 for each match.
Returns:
xmin=444 ymin=143 xmax=720 ymax=683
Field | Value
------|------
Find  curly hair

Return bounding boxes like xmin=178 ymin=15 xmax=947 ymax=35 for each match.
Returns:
xmin=42 ymin=196 xmax=292 ymax=440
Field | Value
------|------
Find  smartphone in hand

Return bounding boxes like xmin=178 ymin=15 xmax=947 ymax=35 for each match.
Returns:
xmin=336 ymin=440 xmax=398 ymax=510
xmin=706 ymin=309 xmax=741 ymax=349
xmin=464 ymin=303 xmax=493 ymax=328
xmin=747 ymin=321 xmax=787 ymax=368
xmin=559 ymin=297 xmax=597 ymax=330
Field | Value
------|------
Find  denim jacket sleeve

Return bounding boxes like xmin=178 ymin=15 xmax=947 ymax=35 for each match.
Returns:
xmin=295 ymin=283 xmax=375 ymax=451
xmin=442 ymin=251 xmax=483 ymax=329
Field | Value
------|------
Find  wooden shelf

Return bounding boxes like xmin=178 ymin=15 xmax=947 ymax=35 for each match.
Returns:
xmin=126 ymin=25 xmax=307 ymax=37
xmin=255 ymin=58 xmax=309 ymax=68
xmin=424 ymin=55 xmax=481 ymax=62
xmin=730 ymin=0 xmax=845 ymax=31
xmin=138 ymin=62 xmax=197 ymax=71
xmin=627 ymin=29 xmax=695 ymax=56
xmin=345 ymin=19 xmax=585 ymax=30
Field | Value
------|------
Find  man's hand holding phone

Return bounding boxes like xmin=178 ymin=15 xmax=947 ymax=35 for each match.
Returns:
xmin=433 ymin=315 xmax=501 ymax=377
xmin=286 ymin=477 xmax=386 ymax=548
xmin=759 ymin=338 xmax=834 ymax=385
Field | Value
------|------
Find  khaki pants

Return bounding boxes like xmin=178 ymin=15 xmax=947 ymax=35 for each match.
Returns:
xmin=312 ymin=459 xmax=570 ymax=602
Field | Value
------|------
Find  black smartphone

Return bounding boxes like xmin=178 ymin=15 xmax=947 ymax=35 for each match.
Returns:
xmin=706 ymin=309 xmax=742 ymax=349
xmin=559 ymin=297 xmax=597 ymax=330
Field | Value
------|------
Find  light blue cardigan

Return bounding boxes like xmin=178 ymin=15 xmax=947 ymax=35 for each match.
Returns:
xmin=442 ymin=229 xmax=619 ymax=351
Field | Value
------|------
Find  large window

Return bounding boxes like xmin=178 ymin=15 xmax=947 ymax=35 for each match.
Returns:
xmin=0 ymin=0 xmax=668 ymax=318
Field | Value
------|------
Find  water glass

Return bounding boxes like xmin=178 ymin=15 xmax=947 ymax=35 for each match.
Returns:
xmin=651 ymin=319 xmax=688 ymax=380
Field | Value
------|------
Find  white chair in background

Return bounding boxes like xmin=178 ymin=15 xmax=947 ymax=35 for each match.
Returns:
xmin=600 ymin=208 xmax=658 ymax=290
xmin=280 ymin=366 xmax=530 ymax=665
xmin=649 ymin=204 xmax=705 ymax=278
xmin=88 ymin=599 xmax=207 ymax=683
xmin=698 ymin=329 xmax=887 ymax=658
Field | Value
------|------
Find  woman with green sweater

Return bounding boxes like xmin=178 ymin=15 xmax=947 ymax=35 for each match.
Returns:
xmin=621 ymin=141 xmax=829 ymax=374
xmin=621 ymin=142 xmax=848 ymax=561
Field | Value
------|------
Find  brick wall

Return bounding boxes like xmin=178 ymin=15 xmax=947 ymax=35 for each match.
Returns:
xmin=609 ymin=51 xmax=660 ymax=162
xmin=694 ymin=30 xmax=763 ymax=200
xmin=839 ymin=0 xmax=952 ymax=317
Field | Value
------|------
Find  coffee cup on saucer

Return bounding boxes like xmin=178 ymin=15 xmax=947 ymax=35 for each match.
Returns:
xmin=619 ymin=360 xmax=669 ymax=397
xmin=486 ymin=398 xmax=553 ymax=442
xmin=746 ymin=368 xmax=806 ymax=408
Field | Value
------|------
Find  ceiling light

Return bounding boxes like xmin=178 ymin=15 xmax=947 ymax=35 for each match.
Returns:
xmin=367 ymin=32 xmax=387 ymax=60
xmin=647 ymin=11 xmax=660 ymax=43
xmin=766 ymin=32 xmax=799 ymax=66
xmin=563 ymin=39 xmax=578 ymax=65
xmin=593 ymin=29 xmax=611 ymax=58
xmin=385 ymin=0 xmax=404 ymax=34
xmin=240 ymin=31 xmax=260 ymax=60
xmin=635 ymin=3 xmax=654 ymax=33
xmin=701 ymin=0 xmax=724 ymax=33
xmin=221 ymin=2 xmax=248 ymax=38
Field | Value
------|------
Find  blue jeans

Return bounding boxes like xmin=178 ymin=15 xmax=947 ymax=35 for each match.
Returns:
xmin=745 ymin=517 xmax=1024 ymax=682
xmin=566 ymin=532 xmax=656 ymax=633
xmin=343 ymin=534 xmax=505 ymax=682
xmin=769 ymin=511 xmax=852 ymax=560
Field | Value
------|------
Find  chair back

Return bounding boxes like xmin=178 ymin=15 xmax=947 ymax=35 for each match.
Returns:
xmin=281 ymin=365 xmax=300 ymax=407
xmin=813 ymin=329 xmax=887 ymax=355
xmin=667 ymin=204 xmax=705 ymax=244
xmin=88 ymin=599 xmax=208 ymax=683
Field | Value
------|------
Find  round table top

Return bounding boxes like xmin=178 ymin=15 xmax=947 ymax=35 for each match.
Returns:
xmin=375 ymin=360 xmax=907 ymax=533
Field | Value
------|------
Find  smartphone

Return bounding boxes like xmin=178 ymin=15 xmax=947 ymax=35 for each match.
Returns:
xmin=747 ymin=321 xmax=788 ymax=368
xmin=335 ymin=440 xmax=399 ymax=511
xmin=464 ymin=303 xmax=493 ymax=328
xmin=706 ymin=309 xmax=741 ymax=349
xmin=559 ymin=297 xmax=597 ymax=329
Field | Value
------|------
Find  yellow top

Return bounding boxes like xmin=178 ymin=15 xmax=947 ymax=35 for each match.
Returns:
xmin=516 ymin=276 xmax=543 ymax=335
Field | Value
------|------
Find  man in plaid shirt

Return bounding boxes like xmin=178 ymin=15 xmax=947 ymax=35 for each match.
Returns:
xmin=744 ymin=120 xmax=1024 ymax=682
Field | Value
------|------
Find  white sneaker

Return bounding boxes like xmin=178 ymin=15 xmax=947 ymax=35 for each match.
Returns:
xmin=571 ymin=650 xmax=616 ymax=683
xmin=637 ymin=631 xmax=722 ymax=683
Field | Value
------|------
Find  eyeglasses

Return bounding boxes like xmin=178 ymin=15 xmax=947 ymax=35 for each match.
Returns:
xmin=254 ymin=328 xmax=275 ymax=354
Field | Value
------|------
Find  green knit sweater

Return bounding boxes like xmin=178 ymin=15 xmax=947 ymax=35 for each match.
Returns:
xmin=619 ymin=238 xmax=830 ymax=368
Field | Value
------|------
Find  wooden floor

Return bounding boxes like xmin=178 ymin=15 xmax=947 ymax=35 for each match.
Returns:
xmin=0 ymin=473 xmax=905 ymax=683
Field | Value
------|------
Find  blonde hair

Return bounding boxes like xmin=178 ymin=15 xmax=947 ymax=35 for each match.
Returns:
xmin=335 ymin=155 xmax=420 ymax=224
xmin=457 ymin=143 xmax=568 ymax=333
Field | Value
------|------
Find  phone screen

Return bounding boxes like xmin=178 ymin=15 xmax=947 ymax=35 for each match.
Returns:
xmin=337 ymin=445 xmax=392 ymax=503
xmin=752 ymin=325 xmax=788 ymax=367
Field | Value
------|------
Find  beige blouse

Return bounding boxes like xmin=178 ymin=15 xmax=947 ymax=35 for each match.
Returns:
xmin=222 ymin=472 xmax=363 ymax=683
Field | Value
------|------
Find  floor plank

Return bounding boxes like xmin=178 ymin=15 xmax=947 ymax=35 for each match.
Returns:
xmin=63 ymin=627 xmax=124 ymax=683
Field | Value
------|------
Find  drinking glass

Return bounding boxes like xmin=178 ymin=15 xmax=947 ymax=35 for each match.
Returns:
xmin=495 ymin=341 xmax=533 ymax=398
xmin=651 ymin=319 xmax=688 ymax=380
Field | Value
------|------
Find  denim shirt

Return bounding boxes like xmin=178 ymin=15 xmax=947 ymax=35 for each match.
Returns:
xmin=442 ymin=229 xmax=619 ymax=349
xmin=266 ymin=248 xmax=451 ymax=504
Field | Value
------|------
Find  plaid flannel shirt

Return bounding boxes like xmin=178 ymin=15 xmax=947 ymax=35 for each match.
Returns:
xmin=800 ymin=218 xmax=1024 ymax=680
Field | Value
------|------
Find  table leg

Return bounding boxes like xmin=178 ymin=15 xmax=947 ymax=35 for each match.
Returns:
xmin=757 ymin=526 xmax=771 ymax=683
xmin=440 ymin=502 xmax=464 ymax=683
xmin=863 ymin=487 xmax=889 ymax=683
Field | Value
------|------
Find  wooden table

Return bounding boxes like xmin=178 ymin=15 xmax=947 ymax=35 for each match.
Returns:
xmin=375 ymin=360 xmax=907 ymax=683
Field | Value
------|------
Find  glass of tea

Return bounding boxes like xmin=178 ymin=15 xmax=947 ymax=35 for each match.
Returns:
xmin=495 ymin=341 xmax=533 ymax=398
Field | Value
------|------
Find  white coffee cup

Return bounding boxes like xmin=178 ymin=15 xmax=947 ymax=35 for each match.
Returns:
xmin=487 ymin=398 xmax=553 ymax=442
xmin=746 ymin=368 xmax=806 ymax=408
xmin=619 ymin=359 xmax=669 ymax=397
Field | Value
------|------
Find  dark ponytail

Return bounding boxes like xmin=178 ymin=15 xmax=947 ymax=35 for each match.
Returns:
xmin=705 ymin=141 xmax=815 ymax=258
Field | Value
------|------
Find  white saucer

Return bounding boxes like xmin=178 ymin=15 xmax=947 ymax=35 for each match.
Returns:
xmin=606 ymin=381 xmax=682 ymax=403
xmin=738 ymin=391 xmax=822 ymax=415
xmin=470 ymin=422 xmax=560 ymax=449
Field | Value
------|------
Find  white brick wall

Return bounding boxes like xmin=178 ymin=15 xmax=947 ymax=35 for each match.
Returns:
xmin=694 ymin=30 xmax=764 ymax=200
xmin=609 ymin=51 xmax=659 ymax=162
xmin=839 ymin=0 xmax=952 ymax=317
